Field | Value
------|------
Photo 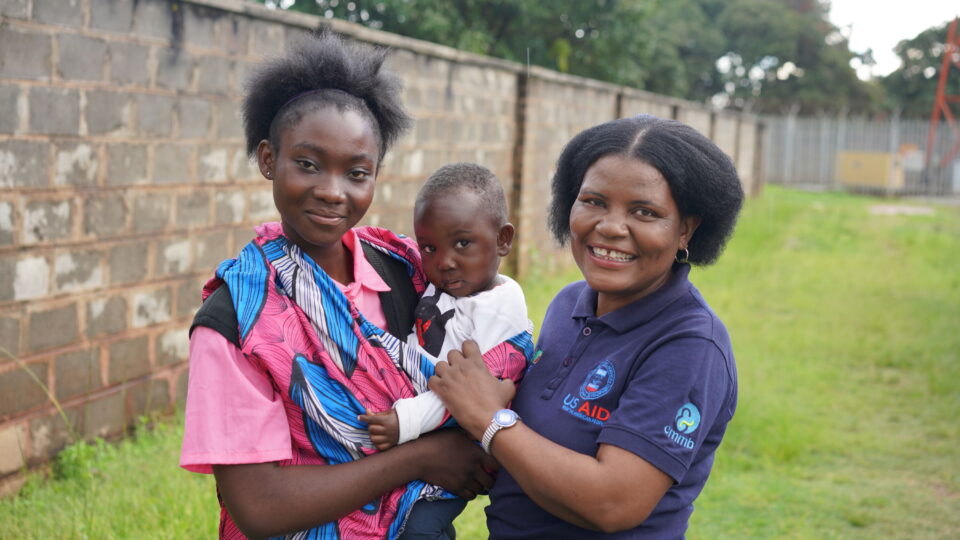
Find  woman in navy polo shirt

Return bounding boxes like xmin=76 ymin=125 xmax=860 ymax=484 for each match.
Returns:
xmin=430 ymin=115 xmax=744 ymax=539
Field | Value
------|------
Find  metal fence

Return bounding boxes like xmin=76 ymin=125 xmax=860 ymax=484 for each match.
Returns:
xmin=763 ymin=115 xmax=960 ymax=195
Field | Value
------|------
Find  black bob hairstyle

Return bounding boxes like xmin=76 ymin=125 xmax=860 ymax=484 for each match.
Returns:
xmin=241 ymin=31 xmax=411 ymax=162
xmin=548 ymin=115 xmax=744 ymax=266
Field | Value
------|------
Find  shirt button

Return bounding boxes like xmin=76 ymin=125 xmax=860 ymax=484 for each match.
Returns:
xmin=563 ymin=357 xmax=572 ymax=367
xmin=582 ymin=327 xmax=592 ymax=336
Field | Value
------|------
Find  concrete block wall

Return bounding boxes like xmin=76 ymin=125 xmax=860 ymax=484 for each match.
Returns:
xmin=377 ymin=49 xmax=518 ymax=236
xmin=0 ymin=0 xmax=273 ymax=491
xmin=713 ymin=113 xmax=741 ymax=163
xmin=676 ymin=107 xmax=714 ymax=137
xmin=619 ymin=89 xmax=676 ymax=120
xmin=514 ymin=72 xmax=619 ymax=278
xmin=0 ymin=0 xmax=764 ymax=487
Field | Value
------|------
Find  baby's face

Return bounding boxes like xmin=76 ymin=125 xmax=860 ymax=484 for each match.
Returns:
xmin=414 ymin=189 xmax=505 ymax=298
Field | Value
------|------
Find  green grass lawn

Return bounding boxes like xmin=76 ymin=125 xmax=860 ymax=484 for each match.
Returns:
xmin=2 ymin=187 xmax=958 ymax=538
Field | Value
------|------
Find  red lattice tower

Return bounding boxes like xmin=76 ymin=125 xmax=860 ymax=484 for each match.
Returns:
xmin=926 ymin=17 xmax=960 ymax=168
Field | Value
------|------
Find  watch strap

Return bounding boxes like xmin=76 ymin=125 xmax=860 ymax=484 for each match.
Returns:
xmin=481 ymin=422 xmax=501 ymax=454
xmin=481 ymin=409 xmax=518 ymax=454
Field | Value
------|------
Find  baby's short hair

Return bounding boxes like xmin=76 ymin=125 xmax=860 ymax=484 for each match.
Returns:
xmin=415 ymin=163 xmax=508 ymax=226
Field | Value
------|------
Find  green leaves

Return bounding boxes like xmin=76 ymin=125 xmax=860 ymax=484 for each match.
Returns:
xmin=881 ymin=20 xmax=959 ymax=117
xmin=270 ymin=0 xmax=898 ymax=114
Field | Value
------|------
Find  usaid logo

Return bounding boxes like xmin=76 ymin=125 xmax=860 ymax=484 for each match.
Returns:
xmin=560 ymin=360 xmax=617 ymax=425
xmin=578 ymin=360 xmax=616 ymax=400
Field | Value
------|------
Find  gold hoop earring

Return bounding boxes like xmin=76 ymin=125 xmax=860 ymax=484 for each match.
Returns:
xmin=675 ymin=248 xmax=689 ymax=264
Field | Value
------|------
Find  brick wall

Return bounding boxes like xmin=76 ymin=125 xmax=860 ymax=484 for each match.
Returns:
xmin=0 ymin=0 xmax=764 ymax=490
xmin=376 ymin=48 xmax=518 ymax=236
xmin=619 ymin=88 xmax=676 ymax=120
xmin=0 ymin=0 xmax=273 ymax=493
xmin=514 ymin=72 xmax=620 ymax=278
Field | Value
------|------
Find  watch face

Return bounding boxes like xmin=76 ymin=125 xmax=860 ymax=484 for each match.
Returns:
xmin=494 ymin=409 xmax=518 ymax=427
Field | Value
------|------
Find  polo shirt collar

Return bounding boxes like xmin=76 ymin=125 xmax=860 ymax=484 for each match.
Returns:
xmin=338 ymin=228 xmax=391 ymax=293
xmin=572 ymin=264 xmax=691 ymax=333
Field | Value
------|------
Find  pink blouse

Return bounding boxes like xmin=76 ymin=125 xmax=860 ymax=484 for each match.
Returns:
xmin=180 ymin=229 xmax=392 ymax=473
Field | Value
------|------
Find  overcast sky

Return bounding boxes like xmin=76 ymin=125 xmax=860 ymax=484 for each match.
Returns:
xmin=828 ymin=0 xmax=958 ymax=79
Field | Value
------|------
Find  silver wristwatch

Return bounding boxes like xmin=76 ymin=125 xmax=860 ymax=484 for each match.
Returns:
xmin=481 ymin=409 xmax=519 ymax=454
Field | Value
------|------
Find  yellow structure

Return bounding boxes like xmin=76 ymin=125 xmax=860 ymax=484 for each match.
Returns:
xmin=837 ymin=151 xmax=905 ymax=191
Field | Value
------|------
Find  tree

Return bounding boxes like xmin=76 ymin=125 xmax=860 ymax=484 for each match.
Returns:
xmin=711 ymin=0 xmax=881 ymax=114
xmin=263 ymin=0 xmax=880 ymax=114
xmin=266 ymin=0 xmax=725 ymax=99
xmin=881 ymin=20 xmax=960 ymax=118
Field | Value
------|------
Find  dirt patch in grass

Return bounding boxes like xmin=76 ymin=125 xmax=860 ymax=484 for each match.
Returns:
xmin=868 ymin=204 xmax=935 ymax=216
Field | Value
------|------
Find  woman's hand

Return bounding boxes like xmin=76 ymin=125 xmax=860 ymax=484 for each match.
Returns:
xmin=213 ymin=428 xmax=496 ymax=538
xmin=412 ymin=428 xmax=499 ymax=499
xmin=430 ymin=344 xmax=672 ymax=533
xmin=429 ymin=340 xmax=516 ymax=439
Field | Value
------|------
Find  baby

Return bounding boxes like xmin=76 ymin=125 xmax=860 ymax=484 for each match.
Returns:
xmin=362 ymin=162 xmax=533 ymax=448
xmin=360 ymin=163 xmax=533 ymax=539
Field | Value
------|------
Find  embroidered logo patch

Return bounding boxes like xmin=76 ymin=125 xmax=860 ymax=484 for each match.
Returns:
xmin=578 ymin=360 xmax=616 ymax=400
xmin=674 ymin=402 xmax=701 ymax=434
xmin=560 ymin=360 xmax=616 ymax=425
xmin=663 ymin=402 xmax=701 ymax=450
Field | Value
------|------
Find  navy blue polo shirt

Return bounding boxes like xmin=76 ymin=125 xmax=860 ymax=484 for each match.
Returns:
xmin=486 ymin=265 xmax=737 ymax=540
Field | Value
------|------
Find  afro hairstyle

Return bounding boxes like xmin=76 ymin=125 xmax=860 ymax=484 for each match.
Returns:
xmin=241 ymin=30 xmax=411 ymax=161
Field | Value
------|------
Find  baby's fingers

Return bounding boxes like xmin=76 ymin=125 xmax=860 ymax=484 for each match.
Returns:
xmin=371 ymin=436 xmax=394 ymax=451
xmin=367 ymin=424 xmax=387 ymax=436
xmin=358 ymin=413 xmax=384 ymax=425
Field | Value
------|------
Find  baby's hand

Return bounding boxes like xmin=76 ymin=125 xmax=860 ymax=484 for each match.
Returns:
xmin=358 ymin=409 xmax=400 ymax=451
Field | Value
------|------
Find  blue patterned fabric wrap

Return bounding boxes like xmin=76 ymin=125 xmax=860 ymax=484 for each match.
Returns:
xmin=216 ymin=242 xmax=270 ymax=342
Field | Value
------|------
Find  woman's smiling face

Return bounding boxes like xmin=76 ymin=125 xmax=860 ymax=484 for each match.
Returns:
xmin=569 ymin=154 xmax=699 ymax=316
xmin=258 ymin=106 xmax=379 ymax=264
